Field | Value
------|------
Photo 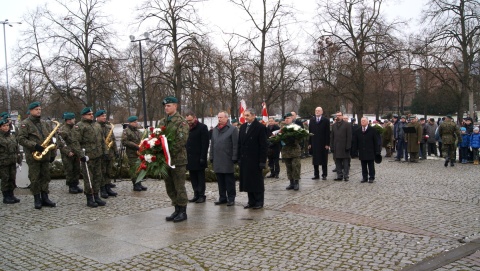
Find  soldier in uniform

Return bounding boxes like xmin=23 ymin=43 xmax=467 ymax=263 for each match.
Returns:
xmin=58 ymin=112 xmax=83 ymax=194
xmin=121 ymin=116 xmax=147 ymax=192
xmin=0 ymin=117 xmax=22 ymax=204
xmin=70 ymin=107 xmax=108 ymax=208
xmin=405 ymin=116 xmax=423 ymax=163
xmin=95 ymin=110 xmax=118 ymax=198
xmin=282 ymin=113 xmax=302 ymax=191
xmin=439 ymin=115 xmax=461 ymax=167
xmin=17 ymin=102 xmax=57 ymax=209
xmin=158 ymin=96 xmax=189 ymax=222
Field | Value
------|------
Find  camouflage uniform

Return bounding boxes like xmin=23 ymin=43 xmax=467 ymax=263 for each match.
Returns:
xmin=17 ymin=116 xmax=55 ymax=195
xmin=158 ymin=112 xmax=189 ymax=207
xmin=99 ymin=121 xmax=118 ymax=187
xmin=0 ymin=129 xmax=21 ymax=192
xmin=70 ymin=119 xmax=107 ymax=194
xmin=282 ymin=138 xmax=302 ymax=181
xmin=121 ymin=124 xmax=142 ymax=184
xmin=58 ymin=122 xmax=81 ymax=188
xmin=439 ymin=120 xmax=461 ymax=165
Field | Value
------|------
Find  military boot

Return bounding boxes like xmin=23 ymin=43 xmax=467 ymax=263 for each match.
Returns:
xmin=86 ymin=194 xmax=98 ymax=208
xmin=9 ymin=190 xmax=20 ymax=203
xmin=450 ymin=160 xmax=455 ymax=167
xmin=34 ymin=194 xmax=42 ymax=209
xmin=139 ymin=182 xmax=148 ymax=191
xmin=41 ymin=193 xmax=56 ymax=207
xmin=286 ymin=180 xmax=294 ymax=190
xmin=2 ymin=191 xmax=15 ymax=204
xmin=133 ymin=181 xmax=143 ymax=191
xmin=293 ymin=180 xmax=299 ymax=191
xmin=100 ymin=186 xmax=109 ymax=199
xmin=94 ymin=193 xmax=106 ymax=206
xmin=69 ymin=186 xmax=81 ymax=194
xmin=105 ymin=185 xmax=117 ymax=197
xmin=173 ymin=206 xmax=187 ymax=223
xmin=444 ymin=158 xmax=449 ymax=167
xmin=166 ymin=206 xmax=180 ymax=221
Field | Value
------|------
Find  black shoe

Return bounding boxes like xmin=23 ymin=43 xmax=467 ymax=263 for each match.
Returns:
xmin=188 ymin=196 xmax=199 ymax=203
xmin=94 ymin=193 xmax=106 ymax=206
xmin=253 ymin=204 xmax=263 ymax=209
xmin=444 ymin=160 xmax=449 ymax=167
xmin=214 ymin=200 xmax=227 ymax=205
xmin=334 ymin=178 xmax=343 ymax=181
xmin=105 ymin=185 xmax=117 ymax=197
xmin=34 ymin=194 xmax=42 ymax=209
xmin=2 ymin=191 xmax=15 ymax=204
xmin=41 ymin=193 xmax=56 ymax=207
xmin=227 ymin=201 xmax=235 ymax=206
xmin=139 ymin=183 xmax=148 ymax=191
xmin=173 ymin=206 xmax=187 ymax=222
xmin=9 ymin=191 xmax=20 ymax=203
xmin=86 ymin=194 xmax=98 ymax=208
xmin=368 ymin=180 xmax=374 ymax=183
xmin=450 ymin=162 xmax=454 ymax=167
xmin=361 ymin=179 xmax=368 ymax=183
xmin=394 ymin=158 xmax=400 ymax=161
xmin=286 ymin=180 xmax=294 ymax=190
xmin=133 ymin=182 xmax=143 ymax=191
xmin=195 ymin=196 xmax=206 ymax=203
xmin=332 ymin=168 xmax=337 ymax=172
xmin=322 ymin=176 xmax=327 ymax=180
xmin=312 ymin=176 xmax=320 ymax=180
xmin=344 ymin=178 xmax=349 ymax=182
xmin=100 ymin=186 xmax=109 ymax=199
xmin=274 ymin=174 xmax=280 ymax=179
xmin=244 ymin=204 xmax=254 ymax=209
xmin=107 ymin=183 xmax=116 ymax=188
xmin=68 ymin=186 xmax=81 ymax=194
xmin=166 ymin=206 xmax=179 ymax=221
xmin=293 ymin=180 xmax=299 ymax=191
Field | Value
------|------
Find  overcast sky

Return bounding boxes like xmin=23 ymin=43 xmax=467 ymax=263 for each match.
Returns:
xmin=1 ymin=0 xmax=426 ymax=85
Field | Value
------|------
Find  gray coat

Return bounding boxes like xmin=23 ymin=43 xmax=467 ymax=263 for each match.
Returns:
xmin=209 ymin=124 xmax=238 ymax=173
xmin=425 ymin=122 xmax=438 ymax=143
xmin=330 ymin=120 xmax=352 ymax=159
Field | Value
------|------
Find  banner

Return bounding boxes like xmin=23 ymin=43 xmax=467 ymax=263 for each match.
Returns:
xmin=262 ymin=102 xmax=268 ymax=123
xmin=239 ymin=99 xmax=246 ymax=124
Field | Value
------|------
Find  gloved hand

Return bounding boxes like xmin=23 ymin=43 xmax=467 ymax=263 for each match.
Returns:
xmin=80 ymin=156 xmax=89 ymax=162
xmin=200 ymin=159 xmax=206 ymax=167
xmin=259 ymin=163 xmax=266 ymax=169
xmin=103 ymin=154 xmax=110 ymax=161
xmin=49 ymin=157 xmax=55 ymax=163
xmin=34 ymin=144 xmax=45 ymax=152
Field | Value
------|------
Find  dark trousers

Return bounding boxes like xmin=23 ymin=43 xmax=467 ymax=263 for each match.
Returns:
xmin=396 ymin=140 xmax=408 ymax=160
xmin=438 ymin=142 xmax=443 ymax=157
xmin=473 ymin=148 xmax=479 ymax=161
xmin=247 ymin=191 xmax=264 ymax=206
xmin=313 ymin=164 xmax=327 ymax=177
xmin=419 ymin=143 xmax=426 ymax=159
xmin=216 ymin=173 xmax=235 ymax=202
xmin=189 ymin=169 xmax=206 ymax=197
xmin=427 ymin=143 xmax=437 ymax=156
xmin=361 ymin=160 xmax=375 ymax=180
xmin=459 ymin=147 xmax=469 ymax=162
xmin=334 ymin=158 xmax=350 ymax=179
xmin=268 ymin=155 xmax=280 ymax=175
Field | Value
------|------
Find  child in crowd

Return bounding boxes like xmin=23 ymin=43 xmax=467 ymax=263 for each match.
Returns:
xmin=470 ymin=127 xmax=480 ymax=165
xmin=458 ymin=127 xmax=470 ymax=164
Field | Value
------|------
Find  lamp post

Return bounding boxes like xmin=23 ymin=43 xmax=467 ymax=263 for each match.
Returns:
xmin=130 ymin=32 xmax=150 ymax=129
xmin=1 ymin=19 xmax=22 ymax=114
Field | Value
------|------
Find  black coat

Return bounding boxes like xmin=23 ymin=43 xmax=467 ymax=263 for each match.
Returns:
xmin=238 ymin=119 xmax=268 ymax=192
xmin=267 ymin=124 xmax=281 ymax=157
xmin=353 ymin=126 xmax=380 ymax=161
xmin=186 ymin=121 xmax=210 ymax=170
xmin=308 ymin=116 xmax=330 ymax=165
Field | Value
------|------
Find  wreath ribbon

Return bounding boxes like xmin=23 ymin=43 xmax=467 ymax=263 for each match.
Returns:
xmin=160 ymin=135 xmax=175 ymax=168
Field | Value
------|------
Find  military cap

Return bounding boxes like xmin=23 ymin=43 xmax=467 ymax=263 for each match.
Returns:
xmin=28 ymin=101 xmax=41 ymax=110
xmin=127 ymin=116 xmax=138 ymax=122
xmin=0 ymin=112 xmax=8 ymax=118
xmin=275 ymin=118 xmax=281 ymax=122
xmin=231 ymin=118 xmax=238 ymax=123
xmin=400 ymin=115 xmax=406 ymax=119
xmin=0 ymin=118 xmax=7 ymax=126
xmin=94 ymin=109 xmax=106 ymax=118
xmin=80 ymin=107 xmax=93 ymax=115
xmin=162 ymin=96 xmax=178 ymax=105
xmin=446 ymin=114 xmax=453 ymax=119
xmin=63 ymin=112 xmax=75 ymax=120
xmin=284 ymin=112 xmax=293 ymax=118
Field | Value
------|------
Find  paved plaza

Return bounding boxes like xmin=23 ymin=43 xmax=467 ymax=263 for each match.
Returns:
xmin=1 ymin=155 xmax=479 ymax=270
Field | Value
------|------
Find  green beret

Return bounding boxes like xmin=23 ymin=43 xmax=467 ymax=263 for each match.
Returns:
xmin=28 ymin=101 xmax=41 ymax=110
xmin=0 ymin=112 xmax=8 ymax=118
xmin=284 ymin=112 xmax=293 ymax=118
xmin=80 ymin=107 xmax=93 ymax=115
xmin=63 ymin=112 xmax=75 ymax=120
xmin=446 ymin=114 xmax=453 ymax=119
xmin=231 ymin=119 xmax=238 ymax=123
xmin=0 ymin=118 xmax=7 ymax=126
xmin=275 ymin=118 xmax=281 ymax=122
xmin=162 ymin=96 xmax=178 ymax=105
xmin=94 ymin=110 xmax=106 ymax=118
xmin=127 ymin=116 xmax=138 ymax=122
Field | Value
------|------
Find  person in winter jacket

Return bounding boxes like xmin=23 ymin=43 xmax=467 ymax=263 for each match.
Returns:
xmin=458 ymin=127 xmax=470 ymax=164
xmin=470 ymin=127 xmax=480 ymax=165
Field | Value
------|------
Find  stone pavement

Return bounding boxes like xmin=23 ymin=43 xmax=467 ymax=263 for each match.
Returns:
xmin=1 ymin=155 xmax=479 ymax=270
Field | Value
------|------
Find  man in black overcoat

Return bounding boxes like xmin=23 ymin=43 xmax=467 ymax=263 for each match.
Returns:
xmin=308 ymin=107 xmax=330 ymax=180
xmin=238 ymin=108 xmax=268 ymax=209
xmin=353 ymin=117 xmax=381 ymax=183
xmin=185 ymin=112 xmax=210 ymax=203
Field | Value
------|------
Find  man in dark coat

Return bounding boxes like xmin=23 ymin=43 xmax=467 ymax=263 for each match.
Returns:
xmin=185 ymin=112 xmax=210 ymax=203
xmin=350 ymin=118 xmax=360 ymax=158
xmin=330 ymin=111 xmax=352 ymax=181
xmin=308 ymin=106 xmax=330 ymax=180
xmin=266 ymin=117 xmax=281 ymax=178
xmin=354 ymin=117 xmax=381 ymax=183
xmin=238 ymin=108 xmax=268 ymax=209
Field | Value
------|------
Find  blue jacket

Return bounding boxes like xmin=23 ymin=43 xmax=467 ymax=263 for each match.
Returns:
xmin=458 ymin=133 xmax=470 ymax=147
xmin=470 ymin=133 xmax=480 ymax=148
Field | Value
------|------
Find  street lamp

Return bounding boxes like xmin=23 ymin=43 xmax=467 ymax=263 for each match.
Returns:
xmin=130 ymin=32 xmax=150 ymax=129
xmin=1 ymin=19 xmax=22 ymax=114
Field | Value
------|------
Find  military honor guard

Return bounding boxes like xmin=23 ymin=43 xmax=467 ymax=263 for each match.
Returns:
xmin=0 ymin=117 xmax=22 ymax=204
xmin=58 ymin=112 xmax=83 ymax=194
xmin=70 ymin=107 xmax=108 ymax=208
xmin=122 ymin=116 xmax=148 ymax=191
xmin=158 ymin=96 xmax=189 ymax=222
xmin=439 ymin=115 xmax=461 ymax=167
xmin=18 ymin=102 xmax=58 ymax=209
xmin=282 ymin=113 xmax=302 ymax=190
xmin=95 ymin=110 xmax=118 ymax=198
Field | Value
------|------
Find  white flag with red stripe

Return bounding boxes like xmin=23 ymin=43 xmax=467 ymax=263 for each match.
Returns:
xmin=239 ymin=99 xmax=246 ymax=124
xmin=160 ymin=135 xmax=175 ymax=168
xmin=262 ymin=102 xmax=268 ymax=123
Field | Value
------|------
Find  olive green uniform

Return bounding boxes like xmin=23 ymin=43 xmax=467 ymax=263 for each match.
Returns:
xmin=58 ymin=122 xmax=81 ymax=187
xmin=439 ymin=120 xmax=461 ymax=163
xmin=99 ymin=122 xmax=118 ymax=186
xmin=406 ymin=122 xmax=422 ymax=162
xmin=121 ymin=125 xmax=142 ymax=184
xmin=158 ymin=112 xmax=189 ymax=207
xmin=0 ymin=130 xmax=21 ymax=192
xmin=282 ymin=138 xmax=302 ymax=180
xmin=17 ymin=116 xmax=55 ymax=194
xmin=70 ymin=119 xmax=107 ymax=194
